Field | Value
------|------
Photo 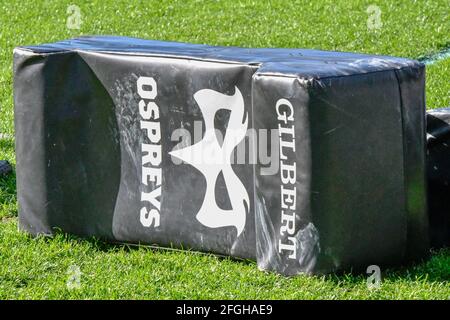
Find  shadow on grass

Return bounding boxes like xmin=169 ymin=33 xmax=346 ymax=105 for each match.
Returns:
xmin=325 ymin=247 xmax=450 ymax=286
xmin=0 ymin=137 xmax=17 ymax=218
xmin=3 ymin=132 xmax=448 ymax=286
xmin=27 ymin=227 xmax=450 ymax=285
xmin=0 ymin=137 xmax=15 ymax=153
xmin=37 ymin=229 xmax=255 ymax=262
xmin=0 ymin=172 xmax=17 ymax=202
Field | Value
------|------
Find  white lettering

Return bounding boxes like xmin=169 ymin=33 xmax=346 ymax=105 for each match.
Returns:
xmin=138 ymin=76 xmax=162 ymax=228
xmin=277 ymin=98 xmax=297 ymax=260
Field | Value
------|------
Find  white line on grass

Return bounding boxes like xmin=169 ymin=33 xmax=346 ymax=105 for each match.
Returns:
xmin=420 ymin=46 xmax=450 ymax=65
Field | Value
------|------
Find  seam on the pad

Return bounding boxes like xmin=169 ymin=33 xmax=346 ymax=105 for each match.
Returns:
xmin=393 ymin=69 xmax=409 ymax=262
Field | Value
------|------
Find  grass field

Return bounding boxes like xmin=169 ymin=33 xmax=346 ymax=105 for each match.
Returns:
xmin=0 ymin=0 xmax=449 ymax=299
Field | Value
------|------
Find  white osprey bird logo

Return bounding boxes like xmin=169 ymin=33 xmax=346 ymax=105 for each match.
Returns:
xmin=169 ymin=87 xmax=249 ymax=237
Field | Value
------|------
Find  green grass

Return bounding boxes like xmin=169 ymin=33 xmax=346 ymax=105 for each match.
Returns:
xmin=0 ymin=0 xmax=449 ymax=299
xmin=0 ymin=219 xmax=448 ymax=299
xmin=427 ymin=58 xmax=450 ymax=109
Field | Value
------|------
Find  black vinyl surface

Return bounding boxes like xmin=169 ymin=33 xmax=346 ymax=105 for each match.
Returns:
xmin=14 ymin=36 xmax=429 ymax=275
xmin=426 ymin=108 xmax=450 ymax=248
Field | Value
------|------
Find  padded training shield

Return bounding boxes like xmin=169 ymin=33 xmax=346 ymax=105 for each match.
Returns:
xmin=14 ymin=36 xmax=429 ymax=275
xmin=426 ymin=108 xmax=450 ymax=248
